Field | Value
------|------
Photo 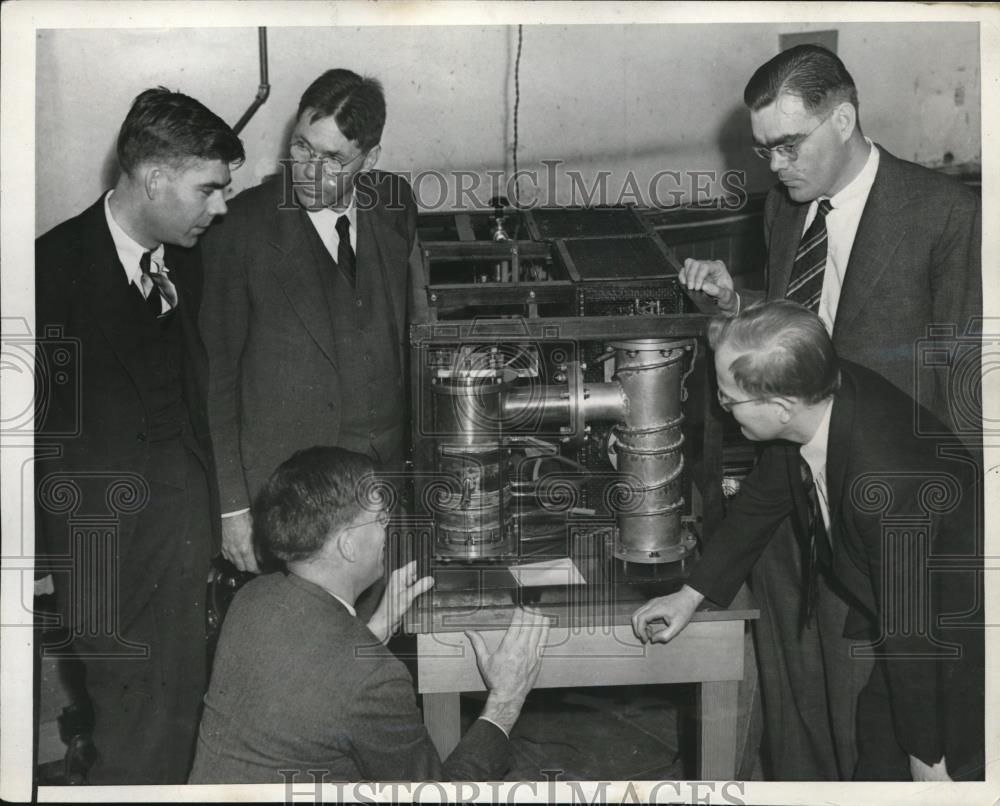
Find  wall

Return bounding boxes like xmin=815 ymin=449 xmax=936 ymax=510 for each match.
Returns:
xmin=35 ymin=21 xmax=980 ymax=235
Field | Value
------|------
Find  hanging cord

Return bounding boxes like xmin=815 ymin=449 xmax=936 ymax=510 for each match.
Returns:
xmin=512 ymin=24 xmax=523 ymax=206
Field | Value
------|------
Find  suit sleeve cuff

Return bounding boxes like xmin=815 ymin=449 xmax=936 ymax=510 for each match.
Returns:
xmin=476 ymin=716 xmax=510 ymax=739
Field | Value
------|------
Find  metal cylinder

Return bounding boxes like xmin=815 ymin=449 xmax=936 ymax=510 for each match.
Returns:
xmin=502 ymin=384 xmax=570 ymax=425
xmin=608 ymin=339 xmax=695 ymax=564
xmin=581 ymin=382 xmax=628 ymax=423
xmin=430 ymin=375 xmax=515 ymax=559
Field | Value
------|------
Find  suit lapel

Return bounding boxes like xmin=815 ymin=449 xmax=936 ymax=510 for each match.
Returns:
xmin=263 ymin=178 xmax=339 ymax=367
xmin=825 ymin=368 xmax=857 ymax=550
xmin=356 ymin=175 xmax=408 ymax=366
xmin=832 ymin=145 xmax=908 ymax=336
xmin=164 ymin=244 xmax=209 ymax=407
xmin=76 ymin=200 xmax=158 ymax=388
xmin=766 ymin=193 xmax=808 ymax=299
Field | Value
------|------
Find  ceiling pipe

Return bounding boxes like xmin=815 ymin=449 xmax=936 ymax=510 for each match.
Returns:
xmin=233 ymin=27 xmax=270 ymax=135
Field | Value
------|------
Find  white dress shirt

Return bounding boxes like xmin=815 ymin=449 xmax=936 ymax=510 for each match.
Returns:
xmin=305 ymin=198 xmax=358 ymax=260
xmin=326 ymin=590 xmax=357 ymax=617
xmin=104 ymin=190 xmax=175 ymax=314
xmin=800 ymin=138 xmax=880 ymax=333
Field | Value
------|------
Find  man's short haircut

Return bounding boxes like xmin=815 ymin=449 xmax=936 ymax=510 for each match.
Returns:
xmin=116 ymin=87 xmax=244 ymax=176
xmin=253 ymin=446 xmax=379 ymax=564
xmin=296 ymin=69 xmax=386 ymax=152
xmin=743 ymin=44 xmax=859 ymax=117
xmin=708 ymin=300 xmax=841 ymax=404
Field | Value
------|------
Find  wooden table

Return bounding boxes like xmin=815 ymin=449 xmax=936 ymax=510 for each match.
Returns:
xmin=413 ymin=585 xmax=758 ymax=780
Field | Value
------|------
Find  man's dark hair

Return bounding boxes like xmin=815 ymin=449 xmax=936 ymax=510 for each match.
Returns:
xmin=708 ymin=300 xmax=841 ymax=404
xmin=253 ymin=446 xmax=380 ymax=564
xmin=743 ymin=44 xmax=859 ymax=117
xmin=116 ymin=87 xmax=244 ymax=176
xmin=296 ymin=69 xmax=386 ymax=152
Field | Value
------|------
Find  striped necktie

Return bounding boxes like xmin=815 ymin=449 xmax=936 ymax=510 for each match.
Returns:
xmin=786 ymin=199 xmax=833 ymax=312
xmin=138 ymin=251 xmax=162 ymax=316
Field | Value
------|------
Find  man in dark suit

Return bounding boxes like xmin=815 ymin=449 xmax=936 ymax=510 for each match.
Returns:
xmin=678 ymin=45 xmax=982 ymax=778
xmin=188 ymin=446 xmax=550 ymax=783
xmin=35 ymin=88 xmax=244 ymax=783
xmin=632 ymin=301 xmax=983 ymax=781
xmin=199 ymin=69 xmax=418 ymax=576
xmin=681 ymin=44 xmax=981 ymax=436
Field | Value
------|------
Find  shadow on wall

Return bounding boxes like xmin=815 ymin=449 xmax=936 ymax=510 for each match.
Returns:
xmin=716 ymin=104 xmax=774 ymax=197
xmin=100 ymin=144 xmax=118 ymax=191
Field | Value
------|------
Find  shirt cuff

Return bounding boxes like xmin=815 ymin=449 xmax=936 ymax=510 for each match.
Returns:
xmin=477 ymin=716 xmax=510 ymax=739
xmin=732 ymin=291 xmax=741 ymax=316
xmin=221 ymin=508 xmax=250 ymax=518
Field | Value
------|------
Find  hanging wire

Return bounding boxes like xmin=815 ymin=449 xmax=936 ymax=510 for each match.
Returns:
xmin=512 ymin=24 xmax=523 ymax=207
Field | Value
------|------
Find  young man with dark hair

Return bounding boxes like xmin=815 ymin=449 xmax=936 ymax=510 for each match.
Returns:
xmin=632 ymin=301 xmax=983 ymax=782
xmin=677 ymin=45 xmax=981 ymax=779
xmin=199 ymin=69 xmax=418 ymax=577
xmin=189 ymin=446 xmax=550 ymax=783
xmin=35 ymin=87 xmax=244 ymax=783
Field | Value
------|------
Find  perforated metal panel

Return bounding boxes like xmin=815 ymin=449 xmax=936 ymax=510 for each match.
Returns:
xmin=563 ymin=236 xmax=670 ymax=281
xmin=578 ymin=281 xmax=688 ymax=317
xmin=530 ymin=208 xmax=647 ymax=239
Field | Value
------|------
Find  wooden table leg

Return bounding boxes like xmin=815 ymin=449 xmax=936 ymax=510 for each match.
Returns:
xmin=422 ymin=692 xmax=461 ymax=760
xmin=699 ymin=679 xmax=739 ymax=780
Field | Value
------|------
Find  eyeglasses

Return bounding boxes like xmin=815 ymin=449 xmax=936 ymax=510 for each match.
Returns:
xmin=289 ymin=139 xmax=368 ymax=178
xmin=345 ymin=509 xmax=390 ymax=531
xmin=752 ymin=110 xmax=833 ymax=162
xmin=717 ymin=388 xmax=768 ymax=412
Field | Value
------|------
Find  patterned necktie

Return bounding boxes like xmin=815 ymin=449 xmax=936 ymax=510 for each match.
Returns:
xmin=336 ymin=215 xmax=357 ymax=287
xmin=138 ymin=251 xmax=162 ymax=316
xmin=799 ymin=457 xmax=830 ymax=629
xmin=786 ymin=199 xmax=833 ymax=312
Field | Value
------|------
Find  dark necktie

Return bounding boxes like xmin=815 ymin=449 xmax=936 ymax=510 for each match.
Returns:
xmin=138 ymin=251 xmax=162 ymax=316
xmin=336 ymin=215 xmax=357 ymax=287
xmin=799 ymin=457 xmax=831 ymax=630
xmin=786 ymin=199 xmax=833 ymax=312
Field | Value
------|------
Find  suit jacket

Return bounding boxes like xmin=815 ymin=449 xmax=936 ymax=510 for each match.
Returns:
xmin=750 ymin=145 xmax=981 ymax=437
xmin=34 ymin=195 xmax=221 ymax=580
xmin=688 ymin=361 xmax=983 ymax=772
xmin=188 ymin=572 xmax=510 ymax=783
xmin=199 ymin=170 xmax=418 ymax=511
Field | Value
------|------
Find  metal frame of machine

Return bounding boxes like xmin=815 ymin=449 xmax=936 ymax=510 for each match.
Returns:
xmin=410 ymin=314 xmax=722 ymax=559
xmin=405 ymin=208 xmax=725 ymax=601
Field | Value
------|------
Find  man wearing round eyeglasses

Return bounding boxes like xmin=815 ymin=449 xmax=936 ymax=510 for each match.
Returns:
xmin=199 ymin=69 xmax=418 ymax=582
xmin=675 ymin=45 xmax=981 ymax=781
xmin=632 ymin=302 xmax=982 ymax=782
xmin=681 ymin=44 xmax=980 ymax=442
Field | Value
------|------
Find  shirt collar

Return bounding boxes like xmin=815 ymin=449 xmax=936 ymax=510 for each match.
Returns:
xmin=800 ymin=398 xmax=834 ymax=476
xmin=304 ymin=193 xmax=357 ymax=230
xmin=825 ymin=136 xmax=880 ymax=211
xmin=326 ymin=590 xmax=357 ymax=617
xmin=104 ymin=190 xmax=165 ymax=284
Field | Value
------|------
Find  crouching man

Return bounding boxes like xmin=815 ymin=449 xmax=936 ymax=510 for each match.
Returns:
xmin=189 ymin=446 xmax=550 ymax=782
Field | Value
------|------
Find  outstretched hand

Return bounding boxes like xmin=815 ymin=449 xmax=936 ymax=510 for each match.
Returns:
xmin=631 ymin=585 xmax=705 ymax=644
xmin=367 ymin=560 xmax=434 ymax=644
xmin=468 ymin=608 xmax=552 ymax=734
